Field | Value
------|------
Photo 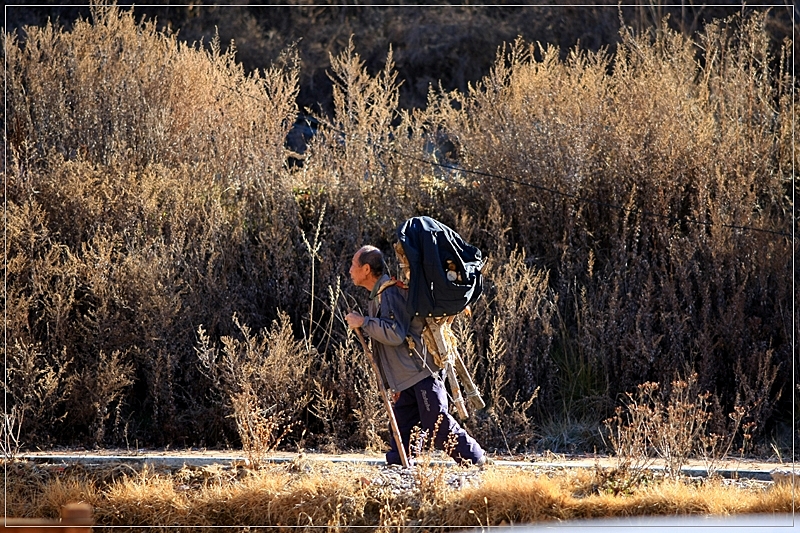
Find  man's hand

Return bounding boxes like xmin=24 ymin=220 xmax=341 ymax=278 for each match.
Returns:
xmin=345 ymin=311 xmax=365 ymax=330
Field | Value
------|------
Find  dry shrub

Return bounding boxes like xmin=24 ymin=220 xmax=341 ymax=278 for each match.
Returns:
xmin=604 ymin=373 xmax=758 ymax=478
xmin=2 ymin=4 xmax=792 ymax=455
xmin=3 ymin=341 xmax=74 ymax=446
xmin=5 ymin=4 xmax=304 ymax=447
xmin=81 ymin=349 xmax=136 ymax=445
xmin=196 ymin=312 xmax=311 ymax=465
xmin=291 ymin=36 xmax=420 ymax=270
xmin=318 ymin=335 xmax=387 ymax=453
xmin=458 ymin=241 xmax=553 ymax=452
xmin=424 ymin=11 xmax=791 ymax=448
xmin=1 ymin=406 xmax=25 ymax=460
xmin=6 ymin=5 xmax=297 ymax=175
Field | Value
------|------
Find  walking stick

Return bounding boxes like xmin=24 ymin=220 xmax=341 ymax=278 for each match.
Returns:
xmin=354 ymin=327 xmax=410 ymax=468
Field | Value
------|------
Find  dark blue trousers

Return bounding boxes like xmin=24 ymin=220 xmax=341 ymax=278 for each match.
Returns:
xmin=386 ymin=374 xmax=484 ymax=466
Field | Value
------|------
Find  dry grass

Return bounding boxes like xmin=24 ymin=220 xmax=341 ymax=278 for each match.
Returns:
xmin=2 ymin=459 xmax=792 ymax=531
xmin=3 ymin=5 xmax=794 ymax=460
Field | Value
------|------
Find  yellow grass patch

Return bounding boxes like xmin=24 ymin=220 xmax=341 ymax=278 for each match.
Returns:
xmin=6 ymin=460 xmax=790 ymax=531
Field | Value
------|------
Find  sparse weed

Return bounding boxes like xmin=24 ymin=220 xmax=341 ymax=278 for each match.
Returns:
xmin=604 ymin=374 xmax=756 ymax=479
xmin=1 ymin=406 xmax=25 ymax=461
xmin=409 ymin=415 xmax=460 ymax=505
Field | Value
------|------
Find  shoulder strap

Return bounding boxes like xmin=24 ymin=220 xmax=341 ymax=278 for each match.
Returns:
xmin=375 ymin=277 xmax=406 ymax=298
xmin=372 ymin=277 xmax=406 ymax=315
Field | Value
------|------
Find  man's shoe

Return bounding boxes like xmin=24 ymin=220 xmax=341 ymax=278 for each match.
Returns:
xmin=475 ymin=455 xmax=494 ymax=468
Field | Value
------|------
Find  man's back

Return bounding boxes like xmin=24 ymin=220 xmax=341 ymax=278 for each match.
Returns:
xmin=363 ymin=274 xmax=438 ymax=392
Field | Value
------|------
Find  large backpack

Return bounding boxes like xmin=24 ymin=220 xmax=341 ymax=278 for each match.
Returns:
xmin=396 ymin=216 xmax=485 ymax=318
xmin=394 ymin=216 xmax=486 ymax=419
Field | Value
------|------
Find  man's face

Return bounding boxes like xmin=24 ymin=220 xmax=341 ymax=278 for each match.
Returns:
xmin=349 ymin=251 xmax=370 ymax=289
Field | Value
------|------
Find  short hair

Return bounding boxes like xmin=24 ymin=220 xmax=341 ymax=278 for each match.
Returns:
xmin=357 ymin=245 xmax=385 ymax=276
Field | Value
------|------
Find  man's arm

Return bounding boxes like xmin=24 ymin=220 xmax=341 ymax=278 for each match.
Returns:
xmin=351 ymin=288 xmax=410 ymax=347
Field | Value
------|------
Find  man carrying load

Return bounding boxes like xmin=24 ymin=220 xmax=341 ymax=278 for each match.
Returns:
xmin=345 ymin=244 xmax=487 ymax=467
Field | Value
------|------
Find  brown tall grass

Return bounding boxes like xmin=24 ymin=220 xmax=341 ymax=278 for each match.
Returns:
xmin=2 ymin=459 xmax=793 ymax=530
xmin=11 ymin=4 xmax=789 ymax=113
xmin=3 ymin=5 xmax=794 ymax=458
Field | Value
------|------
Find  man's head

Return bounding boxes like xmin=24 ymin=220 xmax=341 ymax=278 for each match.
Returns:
xmin=350 ymin=245 xmax=384 ymax=290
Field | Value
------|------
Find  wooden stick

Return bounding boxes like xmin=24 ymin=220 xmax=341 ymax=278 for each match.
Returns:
xmin=445 ymin=361 xmax=469 ymax=420
xmin=354 ymin=328 xmax=410 ymax=468
xmin=453 ymin=348 xmax=486 ymax=411
xmin=425 ymin=317 xmax=470 ymax=419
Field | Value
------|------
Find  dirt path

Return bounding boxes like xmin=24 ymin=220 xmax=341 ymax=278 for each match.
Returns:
xmin=19 ymin=449 xmax=793 ymax=481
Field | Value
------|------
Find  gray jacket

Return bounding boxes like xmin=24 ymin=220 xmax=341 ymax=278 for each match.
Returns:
xmin=362 ymin=274 xmax=441 ymax=392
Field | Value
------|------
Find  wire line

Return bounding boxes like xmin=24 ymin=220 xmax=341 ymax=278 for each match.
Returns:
xmin=336 ymin=128 xmax=792 ymax=239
